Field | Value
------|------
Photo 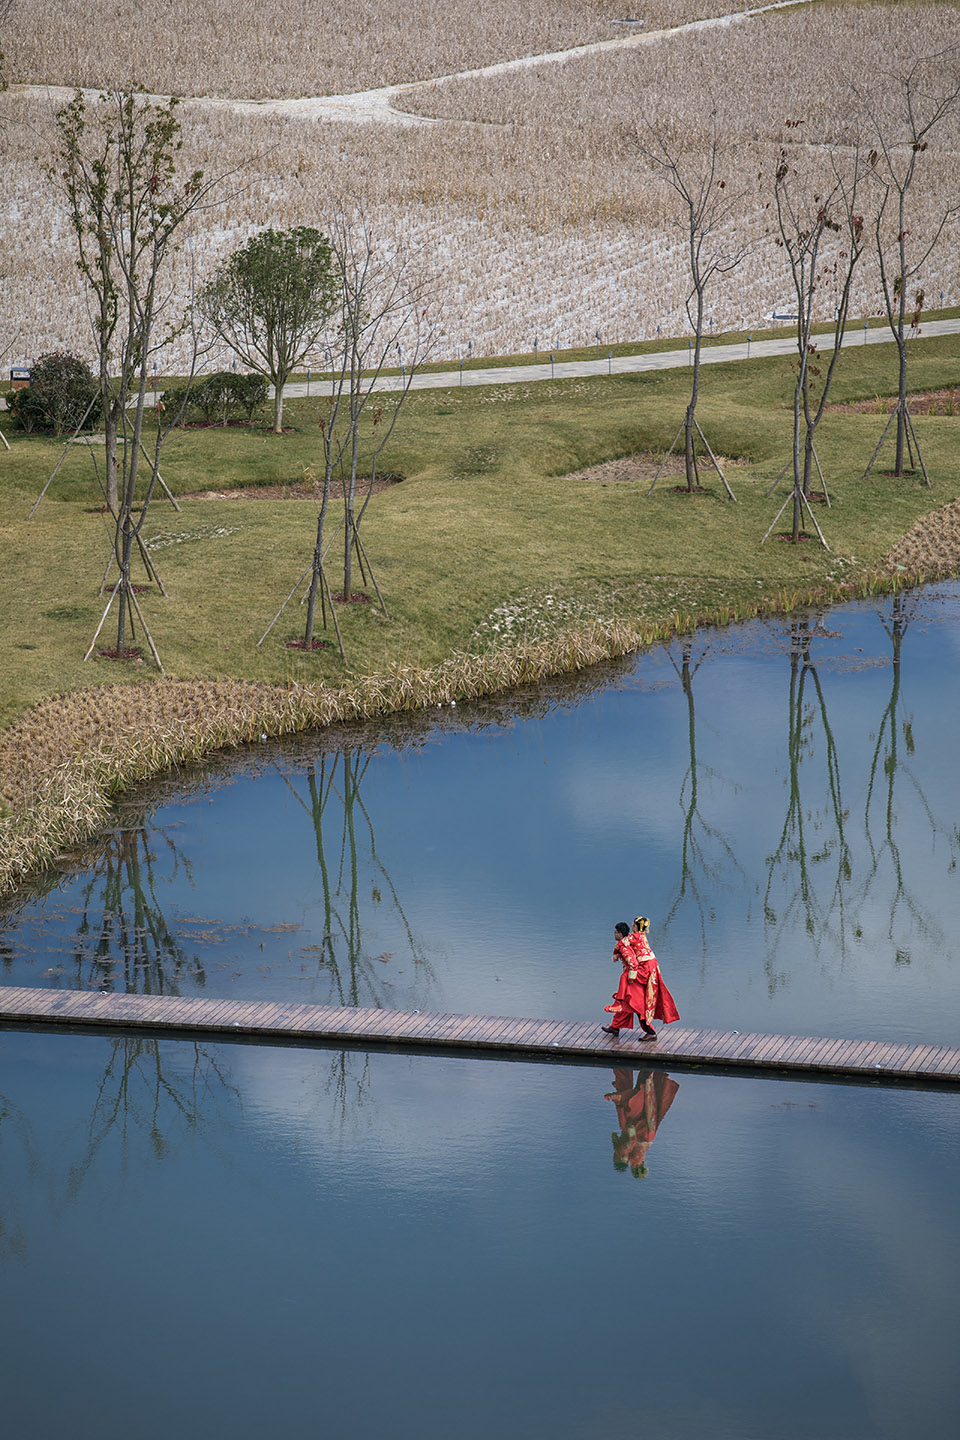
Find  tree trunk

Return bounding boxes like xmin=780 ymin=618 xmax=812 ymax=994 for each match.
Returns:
xmin=273 ymin=385 xmax=284 ymax=434
xmin=895 ymin=339 xmax=908 ymax=476
xmin=685 ymin=291 xmax=704 ymax=492
xmin=116 ymin=525 xmax=134 ymax=652
xmin=304 ymin=513 xmax=324 ymax=644
xmin=103 ymin=392 xmax=121 ymax=511
xmin=802 ymin=429 xmax=815 ymax=502
xmin=343 ymin=505 xmax=353 ymax=601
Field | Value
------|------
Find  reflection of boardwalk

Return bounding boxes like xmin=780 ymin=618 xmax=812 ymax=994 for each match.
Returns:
xmin=3 ymin=986 xmax=960 ymax=1088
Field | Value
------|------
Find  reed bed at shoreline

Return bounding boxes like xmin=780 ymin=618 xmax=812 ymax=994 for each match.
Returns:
xmin=2 ymin=4 xmax=958 ymax=365
xmin=0 ymin=566 xmax=945 ymax=900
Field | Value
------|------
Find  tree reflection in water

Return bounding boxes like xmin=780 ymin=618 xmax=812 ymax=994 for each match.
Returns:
xmin=279 ymin=748 xmax=435 ymax=1011
xmin=662 ymin=640 xmax=744 ymax=958
xmin=69 ymin=817 xmax=206 ymax=995
xmin=277 ymin=746 xmax=436 ymax=1126
xmin=762 ymin=599 xmax=960 ymax=988
xmin=65 ymin=1035 xmax=240 ymax=1199
xmin=861 ymin=592 xmax=958 ymax=953
xmin=762 ymin=614 xmax=851 ymax=990
xmin=605 ymin=1068 xmax=680 ymax=1178
xmin=0 ymin=1086 xmax=35 ymax=1258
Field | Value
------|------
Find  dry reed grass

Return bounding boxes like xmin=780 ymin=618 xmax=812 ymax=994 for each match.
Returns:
xmin=4 ymin=0 xmax=729 ymax=98
xmin=0 ymin=566 xmax=943 ymax=897
xmin=2 ymin=5 xmax=958 ymax=364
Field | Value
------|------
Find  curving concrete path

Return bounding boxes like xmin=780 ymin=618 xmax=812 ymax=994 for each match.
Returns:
xmin=281 ymin=315 xmax=960 ymax=398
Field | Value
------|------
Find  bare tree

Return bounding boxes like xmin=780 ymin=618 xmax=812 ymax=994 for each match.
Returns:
xmin=55 ymin=89 xmax=221 ymax=665
xmin=640 ymin=114 xmax=747 ymax=499
xmin=260 ymin=214 xmax=434 ymax=655
xmin=763 ymin=127 xmax=866 ymax=547
xmin=324 ymin=215 xmax=434 ymax=606
xmin=862 ymin=52 xmax=960 ymax=483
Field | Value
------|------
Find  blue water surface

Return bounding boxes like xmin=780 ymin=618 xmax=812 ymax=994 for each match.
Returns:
xmin=2 ymin=586 xmax=960 ymax=1439
xmin=1 ymin=1032 xmax=958 ymax=1440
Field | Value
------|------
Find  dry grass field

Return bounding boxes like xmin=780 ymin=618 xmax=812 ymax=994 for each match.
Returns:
xmin=4 ymin=1 xmax=734 ymax=97
xmin=1 ymin=2 xmax=958 ymax=365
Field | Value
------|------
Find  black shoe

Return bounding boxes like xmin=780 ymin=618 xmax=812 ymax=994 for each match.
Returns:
xmin=602 ymin=1025 xmax=620 ymax=1036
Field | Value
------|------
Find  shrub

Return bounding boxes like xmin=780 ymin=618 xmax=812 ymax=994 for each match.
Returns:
xmin=159 ymin=371 xmax=268 ymax=426
xmin=230 ymin=372 xmax=269 ymax=420
xmin=6 ymin=351 xmax=101 ymax=435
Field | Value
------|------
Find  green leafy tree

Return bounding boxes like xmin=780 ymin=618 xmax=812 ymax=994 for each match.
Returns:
xmin=199 ymin=226 xmax=338 ymax=433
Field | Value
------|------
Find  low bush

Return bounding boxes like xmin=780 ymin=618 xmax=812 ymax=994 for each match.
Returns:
xmin=6 ymin=351 xmax=102 ymax=435
xmin=160 ymin=371 xmax=269 ymax=426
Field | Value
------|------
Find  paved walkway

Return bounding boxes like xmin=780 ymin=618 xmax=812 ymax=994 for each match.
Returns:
xmin=283 ymin=316 xmax=960 ymax=398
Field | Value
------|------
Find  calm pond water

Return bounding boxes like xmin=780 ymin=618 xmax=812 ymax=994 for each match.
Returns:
xmin=2 ymin=584 xmax=960 ymax=1438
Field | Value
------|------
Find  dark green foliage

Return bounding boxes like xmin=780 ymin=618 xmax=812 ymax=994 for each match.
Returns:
xmin=199 ymin=226 xmax=338 ymax=431
xmin=6 ymin=352 xmax=102 ymax=435
xmin=160 ymin=372 xmax=269 ymax=426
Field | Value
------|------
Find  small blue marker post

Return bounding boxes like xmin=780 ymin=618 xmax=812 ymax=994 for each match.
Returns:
xmin=747 ymin=332 xmax=752 ymax=358
xmin=595 ymin=329 xmax=600 ymax=359
xmin=306 ymin=369 xmax=311 ymax=397
xmin=608 ymin=349 xmax=613 ymax=375
xmin=550 ymin=353 xmax=555 ymax=379
xmin=863 ymin=319 xmax=869 ymax=345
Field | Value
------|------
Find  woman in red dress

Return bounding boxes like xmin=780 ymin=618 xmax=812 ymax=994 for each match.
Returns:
xmin=602 ymin=916 xmax=679 ymax=1039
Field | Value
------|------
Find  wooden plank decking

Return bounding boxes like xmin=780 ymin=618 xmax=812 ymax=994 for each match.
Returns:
xmin=2 ymin=985 xmax=959 ymax=1086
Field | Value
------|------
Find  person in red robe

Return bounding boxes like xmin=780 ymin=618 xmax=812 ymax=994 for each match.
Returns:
xmin=606 ymin=1067 xmax=680 ymax=1177
xmin=602 ymin=916 xmax=679 ymax=1039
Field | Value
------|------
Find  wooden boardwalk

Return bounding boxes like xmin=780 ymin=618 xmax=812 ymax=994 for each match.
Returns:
xmin=2 ymin=986 xmax=960 ymax=1087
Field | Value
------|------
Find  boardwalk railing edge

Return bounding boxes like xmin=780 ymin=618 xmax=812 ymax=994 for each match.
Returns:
xmin=2 ymin=988 xmax=959 ymax=1088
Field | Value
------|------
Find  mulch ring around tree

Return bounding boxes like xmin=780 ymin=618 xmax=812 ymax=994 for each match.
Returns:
xmin=563 ymin=453 xmax=740 ymax=486
xmin=97 ymin=646 xmax=144 ymax=661
xmin=181 ymin=473 xmax=405 ymax=501
xmin=284 ymin=638 xmax=333 ymax=650
xmin=830 ymin=388 xmax=960 ymax=416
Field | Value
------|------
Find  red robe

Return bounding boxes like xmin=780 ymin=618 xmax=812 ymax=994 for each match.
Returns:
xmin=604 ymin=932 xmax=680 ymax=1030
xmin=606 ymin=1067 xmax=680 ymax=1175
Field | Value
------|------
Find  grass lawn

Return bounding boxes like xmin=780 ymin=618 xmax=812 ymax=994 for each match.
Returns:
xmin=3 ymin=331 xmax=959 ymax=731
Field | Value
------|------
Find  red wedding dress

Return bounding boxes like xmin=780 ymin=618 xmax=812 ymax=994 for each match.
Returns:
xmin=604 ymin=932 xmax=680 ymax=1031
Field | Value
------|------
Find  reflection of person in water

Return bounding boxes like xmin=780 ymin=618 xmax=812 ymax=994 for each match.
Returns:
xmin=602 ymin=916 xmax=680 ymax=1038
xmin=606 ymin=1068 xmax=680 ymax=1177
